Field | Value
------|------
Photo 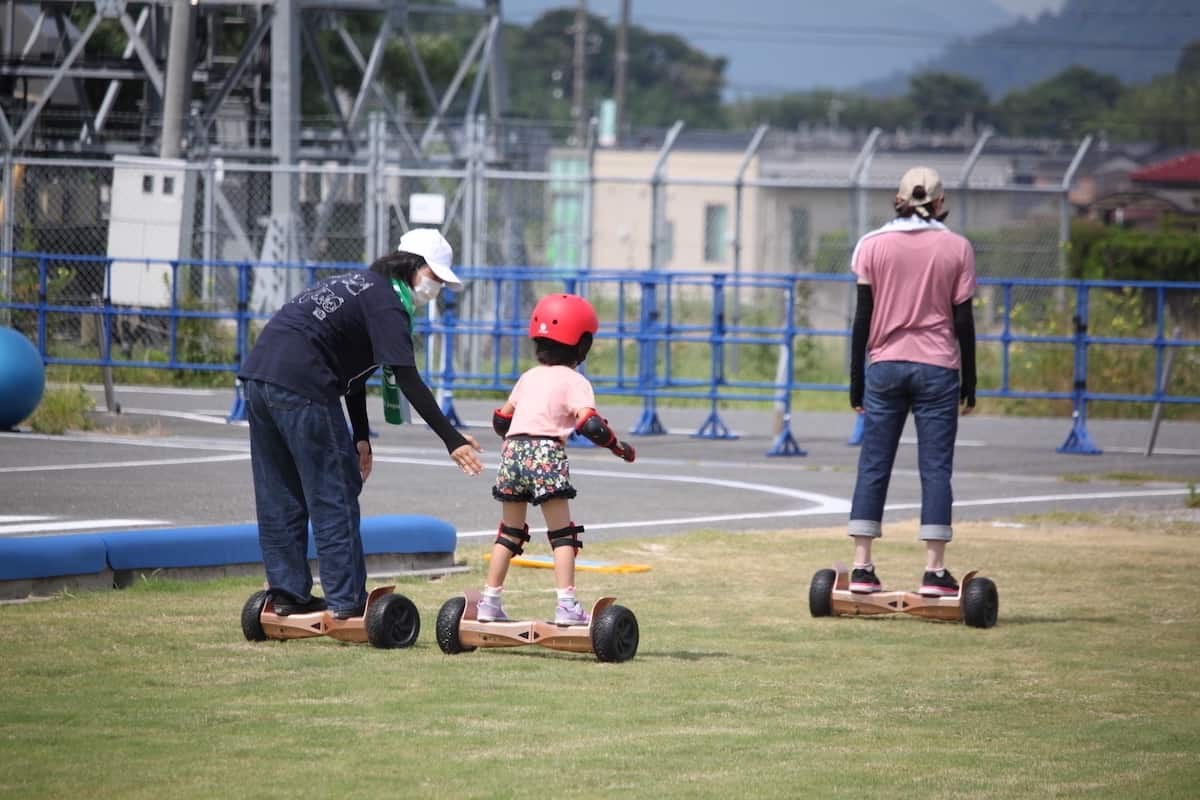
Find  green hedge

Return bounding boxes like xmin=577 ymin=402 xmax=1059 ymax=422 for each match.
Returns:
xmin=1070 ymin=221 xmax=1200 ymax=283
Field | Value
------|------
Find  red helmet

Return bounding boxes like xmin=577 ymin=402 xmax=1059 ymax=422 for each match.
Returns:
xmin=528 ymin=293 xmax=598 ymax=345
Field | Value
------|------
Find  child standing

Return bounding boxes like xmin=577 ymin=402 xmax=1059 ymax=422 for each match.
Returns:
xmin=480 ymin=294 xmax=636 ymax=625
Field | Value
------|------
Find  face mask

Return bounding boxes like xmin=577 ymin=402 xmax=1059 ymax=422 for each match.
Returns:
xmin=412 ymin=275 xmax=442 ymax=305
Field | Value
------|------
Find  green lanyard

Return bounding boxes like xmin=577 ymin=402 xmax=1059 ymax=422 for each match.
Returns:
xmin=390 ymin=278 xmax=415 ymax=332
xmin=383 ymin=279 xmax=415 ymax=425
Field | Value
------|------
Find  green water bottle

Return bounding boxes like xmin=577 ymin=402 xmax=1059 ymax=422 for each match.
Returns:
xmin=382 ymin=366 xmax=407 ymax=425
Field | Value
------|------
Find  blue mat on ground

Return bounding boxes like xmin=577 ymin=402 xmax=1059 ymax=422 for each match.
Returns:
xmin=0 ymin=515 xmax=457 ymax=580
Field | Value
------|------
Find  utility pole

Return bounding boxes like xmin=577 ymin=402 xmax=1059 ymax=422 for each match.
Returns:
xmin=615 ymin=0 xmax=629 ymax=137
xmin=160 ymin=0 xmax=194 ymax=159
xmin=572 ymin=0 xmax=587 ymax=144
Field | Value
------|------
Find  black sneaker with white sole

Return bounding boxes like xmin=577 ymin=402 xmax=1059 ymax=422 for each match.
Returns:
xmin=849 ymin=565 xmax=882 ymax=594
xmin=918 ymin=569 xmax=959 ymax=597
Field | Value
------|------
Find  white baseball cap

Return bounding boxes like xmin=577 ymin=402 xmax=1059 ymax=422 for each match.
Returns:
xmin=397 ymin=228 xmax=462 ymax=289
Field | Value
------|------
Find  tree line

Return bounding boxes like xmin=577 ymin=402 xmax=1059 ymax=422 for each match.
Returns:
xmin=57 ymin=5 xmax=1200 ymax=149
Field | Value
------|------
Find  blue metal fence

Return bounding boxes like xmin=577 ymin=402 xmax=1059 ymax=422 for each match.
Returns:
xmin=3 ymin=251 xmax=1198 ymax=456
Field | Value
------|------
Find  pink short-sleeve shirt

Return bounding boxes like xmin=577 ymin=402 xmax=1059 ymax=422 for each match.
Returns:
xmin=852 ymin=220 xmax=976 ymax=370
xmin=506 ymin=365 xmax=596 ymax=440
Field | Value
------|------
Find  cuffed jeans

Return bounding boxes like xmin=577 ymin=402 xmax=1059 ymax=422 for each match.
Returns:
xmin=849 ymin=361 xmax=959 ymax=542
xmin=244 ymin=379 xmax=367 ymax=614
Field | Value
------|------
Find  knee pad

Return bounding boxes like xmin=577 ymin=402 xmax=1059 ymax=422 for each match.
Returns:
xmin=547 ymin=523 xmax=584 ymax=551
xmin=495 ymin=522 xmax=531 ymax=556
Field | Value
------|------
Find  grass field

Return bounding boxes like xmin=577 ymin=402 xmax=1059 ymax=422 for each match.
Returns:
xmin=2 ymin=517 xmax=1198 ymax=799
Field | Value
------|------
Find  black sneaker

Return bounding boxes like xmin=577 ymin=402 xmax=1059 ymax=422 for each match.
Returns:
xmin=331 ymin=604 xmax=366 ymax=620
xmin=919 ymin=569 xmax=959 ymax=597
xmin=849 ymin=565 xmax=882 ymax=594
xmin=273 ymin=594 xmax=327 ymax=616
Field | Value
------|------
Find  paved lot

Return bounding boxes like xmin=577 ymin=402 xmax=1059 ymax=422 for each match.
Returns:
xmin=2 ymin=385 xmax=1198 ymax=548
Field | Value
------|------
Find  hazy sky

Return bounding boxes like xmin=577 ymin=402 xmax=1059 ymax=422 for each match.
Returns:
xmin=497 ymin=0 xmax=1077 ymax=93
xmin=501 ymin=0 xmax=1069 ymax=23
xmin=992 ymin=0 xmax=1067 ymax=16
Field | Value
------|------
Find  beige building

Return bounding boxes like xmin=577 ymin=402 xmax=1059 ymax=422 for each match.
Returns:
xmin=579 ymin=138 xmax=1064 ymax=276
xmin=591 ymin=148 xmax=757 ymax=273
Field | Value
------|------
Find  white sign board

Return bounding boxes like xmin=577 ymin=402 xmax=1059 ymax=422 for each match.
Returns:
xmin=409 ymin=193 xmax=446 ymax=225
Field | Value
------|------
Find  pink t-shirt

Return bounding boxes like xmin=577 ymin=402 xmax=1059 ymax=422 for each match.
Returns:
xmin=852 ymin=219 xmax=976 ymax=370
xmin=506 ymin=365 xmax=596 ymax=440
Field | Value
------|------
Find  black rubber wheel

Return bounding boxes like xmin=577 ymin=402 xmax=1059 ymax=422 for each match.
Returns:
xmin=961 ymin=577 xmax=999 ymax=629
xmin=809 ymin=569 xmax=836 ymax=617
xmin=364 ymin=593 xmax=421 ymax=649
xmin=241 ymin=590 xmax=270 ymax=641
xmin=592 ymin=604 xmax=639 ymax=663
xmin=435 ymin=596 xmax=476 ymax=655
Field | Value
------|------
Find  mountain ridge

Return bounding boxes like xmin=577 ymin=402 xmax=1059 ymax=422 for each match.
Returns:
xmin=861 ymin=0 xmax=1198 ymax=97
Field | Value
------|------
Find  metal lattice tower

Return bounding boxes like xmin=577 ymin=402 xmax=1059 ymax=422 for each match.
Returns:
xmin=1 ymin=0 xmax=510 ymax=260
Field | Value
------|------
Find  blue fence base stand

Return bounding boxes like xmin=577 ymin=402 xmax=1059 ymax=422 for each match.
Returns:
xmin=567 ymin=430 xmax=597 ymax=448
xmin=766 ymin=426 xmax=807 ymax=457
xmin=847 ymin=413 xmax=865 ymax=446
xmin=692 ymin=410 xmax=738 ymax=440
xmin=440 ymin=395 xmax=465 ymax=428
xmin=226 ymin=382 xmax=246 ymax=423
xmin=632 ymin=408 xmax=668 ymax=436
xmin=1057 ymin=415 xmax=1102 ymax=455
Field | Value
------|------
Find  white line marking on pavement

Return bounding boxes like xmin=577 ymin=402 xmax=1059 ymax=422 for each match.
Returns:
xmin=119 ymin=407 xmax=237 ymax=425
xmin=0 ymin=519 xmax=169 ymax=535
xmin=0 ymin=431 xmax=249 ymax=451
xmin=457 ymin=486 xmax=1195 ymax=539
xmin=1104 ymin=446 xmax=1200 ymax=456
xmin=67 ymin=383 xmax=222 ymax=396
xmin=0 ymin=453 xmax=248 ymax=473
xmin=0 ymin=515 xmax=52 ymax=523
xmin=456 ymin=506 xmax=849 ymax=539
xmin=886 ymin=487 xmax=1191 ymax=512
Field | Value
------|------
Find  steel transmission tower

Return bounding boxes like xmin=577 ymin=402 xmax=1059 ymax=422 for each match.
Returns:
xmin=1 ymin=0 xmax=510 ymax=264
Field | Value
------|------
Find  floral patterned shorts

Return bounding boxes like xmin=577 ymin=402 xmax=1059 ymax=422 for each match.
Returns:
xmin=492 ymin=437 xmax=577 ymax=505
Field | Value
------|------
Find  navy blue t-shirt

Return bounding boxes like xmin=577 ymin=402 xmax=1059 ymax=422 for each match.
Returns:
xmin=239 ymin=270 xmax=415 ymax=402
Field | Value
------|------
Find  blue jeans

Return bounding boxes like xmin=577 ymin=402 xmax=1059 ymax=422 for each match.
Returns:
xmin=244 ymin=379 xmax=367 ymax=614
xmin=849 ymin=361 xmax=959 ymax=542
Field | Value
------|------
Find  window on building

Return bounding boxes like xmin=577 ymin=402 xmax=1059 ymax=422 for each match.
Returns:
xmin=704 ymin=203 xmax=728 ymax=263
xmin=789 ymin=206 xmax=811 ymax=268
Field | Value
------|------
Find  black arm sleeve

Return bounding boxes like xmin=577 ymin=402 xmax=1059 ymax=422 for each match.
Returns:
xmin=391 ymin=365 xmax=469 ymax=453
xmin=850 ymin=284 xmax=874 ymax=409
xmin=953 ymin=299 xmax=977 ymax=407
xmin=344 ymin=390 xmax=370 ymax=449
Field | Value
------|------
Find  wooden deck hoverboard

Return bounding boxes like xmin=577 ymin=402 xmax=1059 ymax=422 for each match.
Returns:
xmin=241 ymin=585 xmax=421 ymax=648
xmin=435 ymin=590 xmax=640 ymax=662
xmin=809 ymin=563 xmax=999 ymax=628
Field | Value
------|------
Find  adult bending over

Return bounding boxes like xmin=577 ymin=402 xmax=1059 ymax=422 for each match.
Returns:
xmin=238 ymin=229 xmax=483 ymax=619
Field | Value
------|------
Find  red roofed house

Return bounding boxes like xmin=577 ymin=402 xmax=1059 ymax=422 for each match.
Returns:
xmin=1091 ymin=151 xmax=1200 ymax=231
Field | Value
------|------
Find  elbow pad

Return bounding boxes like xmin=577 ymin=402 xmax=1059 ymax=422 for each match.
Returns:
xmin=492 ymin=408 xmax=513 ymax=438
xmin=576 ymin=410 xmax=636 ymax=462
xmin=576 ymin=409 xmax=617 ymax=449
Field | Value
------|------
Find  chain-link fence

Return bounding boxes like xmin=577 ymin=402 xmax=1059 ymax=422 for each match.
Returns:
xmin=1 ymin=126 xmax=1088 ymax=378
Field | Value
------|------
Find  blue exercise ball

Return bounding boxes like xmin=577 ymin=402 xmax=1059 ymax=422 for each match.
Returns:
xmin=0 ymin=327 xmax=45 ymax=429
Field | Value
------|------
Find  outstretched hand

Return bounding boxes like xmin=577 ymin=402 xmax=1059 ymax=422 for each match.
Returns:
xmin=451 ymin=433 xmax=485 ymax=476
xmin=610 ymin=440 xmax=636 ymax=463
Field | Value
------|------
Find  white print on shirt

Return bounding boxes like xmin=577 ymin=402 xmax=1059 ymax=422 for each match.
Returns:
xmin=299 ymin=287 xmax=343 ymax=320
xmin=331 ymin=273 xmax=372 ymax=296
xmin=293 ymin=273 xmax=374 ymax=320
